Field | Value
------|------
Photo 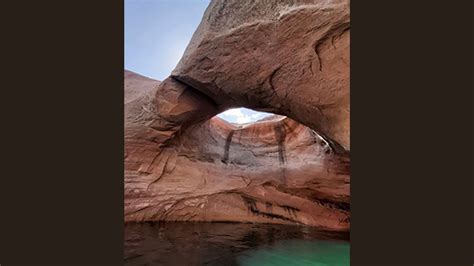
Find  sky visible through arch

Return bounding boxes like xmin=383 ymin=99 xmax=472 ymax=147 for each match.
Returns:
xmin=125 ymin=0 xmax=271 ymax=124
xmin=217 ymin=108 xmax=273 ymax=124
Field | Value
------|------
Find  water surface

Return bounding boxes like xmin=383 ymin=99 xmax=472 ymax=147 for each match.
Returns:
xmin=125 ymin=222 xmax=349 ymax=266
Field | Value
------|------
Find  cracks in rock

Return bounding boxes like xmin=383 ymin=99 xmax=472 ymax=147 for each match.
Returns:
xmin=268 ymin=65 xmax=283 ymax=98
xmin=145 ymin=149 xmax=164 ymax=173
xmin=146 ymin=148 xmax=176 ymax=190
xmin=127 ymin=204 xmax=154 ymax=216
xmin=309 ymin=60 xmax=316 ymax=76
xmin=331 ymin=35 xmax=337 ymax=49
xmin=240 ymin=194 xmax=300 ymax=223
xmin=314 ymin=46 xmax=323 ymax=71
xmin=313 ymin=23 xmax=350 ymax=73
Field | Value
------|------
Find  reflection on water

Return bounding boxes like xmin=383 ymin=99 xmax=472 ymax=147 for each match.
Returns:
xmin=125 ymin=222 xmax=349 ymax=266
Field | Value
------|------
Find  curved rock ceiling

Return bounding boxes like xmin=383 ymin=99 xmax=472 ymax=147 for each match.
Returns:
xmin=125 ymin=0 xmax=350 ymax=231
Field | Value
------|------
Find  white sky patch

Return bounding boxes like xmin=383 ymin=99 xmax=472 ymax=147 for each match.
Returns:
xmin=217 ymin=108 xmax=273 ymax=124
xmin=164 ymin=37 xmax=188 ymax=71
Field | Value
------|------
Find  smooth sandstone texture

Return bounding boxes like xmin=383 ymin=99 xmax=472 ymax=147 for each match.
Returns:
xmin=125 ymin=0 xmax=350 ymax=231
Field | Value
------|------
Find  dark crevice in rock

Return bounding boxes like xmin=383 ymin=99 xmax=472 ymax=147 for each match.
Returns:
xmin=240 ymin=195 xmax=299 ymax=223
xmin=314 ymin=46 xmax=323 ymax=71
xmin=268 ymin=65 xmax=283 ymax=96
xmin=281 ymin=205 xmax=299 ymax=218
xmin=317 ymin=131 xmax=348 ymax=155
xmin=262 ymin=181 xmax=350 ymax=213
xmin=315 ymin=198 xmax=350 ymax=212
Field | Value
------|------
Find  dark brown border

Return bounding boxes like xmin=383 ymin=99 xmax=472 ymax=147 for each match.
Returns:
xmin=0 ymin=0 xmax=124 ymax=264
xmin=351 ymin=0 xmax=473 ymax=265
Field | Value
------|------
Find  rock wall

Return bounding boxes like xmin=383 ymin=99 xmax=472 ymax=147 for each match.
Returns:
xmin=125 ymin=0 xmax=350 ymax=231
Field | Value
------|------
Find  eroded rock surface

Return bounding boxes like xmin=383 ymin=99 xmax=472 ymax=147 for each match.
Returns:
xmin=125 ymin=69 xmax=349 ymax=231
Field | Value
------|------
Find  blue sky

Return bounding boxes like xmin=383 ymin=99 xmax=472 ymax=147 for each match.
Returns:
xmin=125 ymin=0 xmax=271 ymax=123
xmin=125 ymin=0 xmax=210 ymax=81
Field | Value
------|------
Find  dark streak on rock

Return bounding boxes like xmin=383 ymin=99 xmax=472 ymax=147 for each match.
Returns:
xmin=240 ymin=195 xmax=298 ymax=223
xmin=273 ymin=124 xmax=287 ymax=165
xmin=282 ymin=205 xmax=299 ymax=218
xmin=315 ymin=198 xmax=350 ymax=212
xmin=222 ymin=130 xmax=235 ymax=164
xmin=265 ymin=202 xmax=273 ymax=211
xmin=314 ymin=46 xmax=323 ymax=71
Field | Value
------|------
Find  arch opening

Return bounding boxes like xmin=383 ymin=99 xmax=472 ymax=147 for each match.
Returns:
xmin=215 ymin=107 xmax=286 ymax=125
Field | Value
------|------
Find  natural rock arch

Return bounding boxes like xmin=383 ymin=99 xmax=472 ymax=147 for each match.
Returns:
xmin=124 ymin=0 xmax=350 ymax=231
xmin=173 ymin=0 xmax=350 ymax=150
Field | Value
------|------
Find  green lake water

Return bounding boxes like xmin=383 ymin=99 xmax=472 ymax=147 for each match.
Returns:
xmin=238 ymin=239 xmax=349 ymax=266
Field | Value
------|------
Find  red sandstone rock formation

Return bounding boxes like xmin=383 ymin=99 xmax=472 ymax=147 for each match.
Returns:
xmin=173 ymin=0 xmax=350 ymax=150
xmin=124 ymin=0 xmax=350 ymax=231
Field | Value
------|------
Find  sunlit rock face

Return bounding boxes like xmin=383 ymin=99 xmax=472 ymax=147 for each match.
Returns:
xmin=125 ymin=0 xmax=350 ymax=232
